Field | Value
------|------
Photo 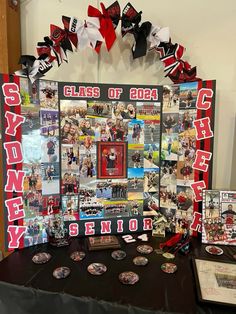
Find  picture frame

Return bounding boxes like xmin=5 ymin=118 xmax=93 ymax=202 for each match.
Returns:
xmin=192 ymin=258 xmax=236 ymax=307
xmin=97 ymin=141 xmax=128 ymax=179
xmin=202 ymin=190 xmax=236 ymax=246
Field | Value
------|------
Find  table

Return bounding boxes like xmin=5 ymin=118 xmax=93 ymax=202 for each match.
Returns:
xmin=0 ymin=234 xmax=235 ymax=314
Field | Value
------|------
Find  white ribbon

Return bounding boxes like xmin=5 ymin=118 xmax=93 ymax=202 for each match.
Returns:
xmin=69 ymin=17 xmax=104 ymax=50
xmin=147 ymin=25 xmax=170 ymax=50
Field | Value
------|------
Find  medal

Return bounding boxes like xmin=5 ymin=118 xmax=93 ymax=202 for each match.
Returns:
xmin=205 ymin=245 xmax=223 ymax=256
xmin=32 ymin=252 xmax=51 ymax=264
xmin=70 ymin=251 xmax=85 ymax=262
xmin=87 ymin=263 xmax=107 ymax=275
xmin=133 ymin=256 xmax=148 ymax=266
xmin=111 ymin=250 xmax=126 ymax=260
xmin=53 ymin=267 xmax=70 ymax=279
xmin=137 ymin=245 xmax=153 ymax=254
xmin=155 ymin=249 xmax=164 ymax=255
xmin=119 ymin=271 xmax=139 ymax=285
xmin=163 ymin=252 xmax=175 ymax=260
xmin=161 ymin=263 xmax=177 ymax=274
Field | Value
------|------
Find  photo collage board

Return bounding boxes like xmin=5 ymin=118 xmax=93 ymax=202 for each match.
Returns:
xmin=17 ymin=80 xmax=162 ymax=248
xmin=1 ymin=75 xmax=216 ymax=250
xmin=158 ymin=81 xmax=215 ymax=237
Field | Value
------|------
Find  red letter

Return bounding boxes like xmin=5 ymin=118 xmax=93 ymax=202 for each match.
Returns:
xmin=190 ymin=180 xmax=206 ymax=202
xmin=5 ymin=197 xmax=25 ymax=222
xmin=192 ymin=150 xmax=212 ymax=172
xmin=85 ymin=222 xmax=95 ymax=235
xmin=8 ymin=225 xmax=27 ymax=249
xmin=2 ymin=83 xmax=21 ymax=106
xmin=193 ymin=117 xmax=213 ymax=140
xmin=3 ymin=141 xmax=23 ymax=165
xmin=69 ymin=223 xmax=79 ymax=236
xmin=143 ymin=218 xmax=153 ymax=230
xmin=196 ymin=88 xmax=213 ymax=110
xmin=129 ymin=219 xmax=138 ymax=231
xmin=190 ymin=212 xmax=202 ymax=232
xmin=5 ymin=170 xmax=25 ymax=192
xmin=101 ymin=220 xmax=111 ymax=234
xmin=5 ymin=112 xmax=25 ymax=136
xmin=117 ymin=219 xmax=124 ymax=233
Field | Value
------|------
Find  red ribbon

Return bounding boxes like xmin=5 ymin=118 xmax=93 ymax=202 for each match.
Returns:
xmin=159 ymin=233 xmax=182 ymax=249
xmin=88 ymin=2 xmax=116 ymax=53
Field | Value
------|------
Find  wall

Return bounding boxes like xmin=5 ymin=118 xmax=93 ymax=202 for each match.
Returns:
xmin=20 ymin=0 xmax=236 ymax=189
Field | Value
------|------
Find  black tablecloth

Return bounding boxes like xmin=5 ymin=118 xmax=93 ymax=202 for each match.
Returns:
xmin=0 ymin=234 xmax=235 ymax=314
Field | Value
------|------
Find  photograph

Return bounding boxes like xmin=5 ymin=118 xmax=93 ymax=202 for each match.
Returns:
xmin=144 ymin=168 xmax=159 ymax=192
xmin=144 ymin=120 xmax=160 ymax=143
xmin=159 ymin=207 xmax=176 ymax=233
xmin=104 ymin=201 xmax=129 ymax=218
xmin=128 ymin=119 xmax=144 ymax=144
xmin=61 ymin=144 xmax=79 ymax=172
xmin=160 ymin=161 xmax=177 ymax=187
xmin=178 ymin=135 xmax=196 ymax=161
xmin=136 ymin=102 xmax=161 ymax=120
xmin=143 ymin=192 xmax=159 ymax=215
xmin=97 ymin=142 xmax=127 ymax=179
xmin=179 ymin=81 xmax=198 ymax=110
xmin=23 ymin=216 xmax=48 ymax=247
xmin=96 ymin=179 xmax=128 ymax=200
xmin=128 ymin=144 xmax=144 ymax=168
xmin=60 ymin=100 xmax=87 ymax=118
xmin=127 ymin=200 xmax=143 ymax=216
xmin=61 ymin=119 xmax=79 ymax=144
xmin=61 ymin=195 xmax=79 ymax=221
xmin=79 ymin=152 xmax=96 ymax=179
xmin=144 ymin=143 xmax=159 ymax=168
xmin=175 ymin=209 xmax=193 ymax=233
xmin=20 ymin=77 xmax=40 ymax=106
xmin=87 ymin=101 xmax=112 ymax=118
xmin=41 ymin=136 xmax=59 ymax=163
xmin=112 ymin=101 xmax=136 ymax=119
xmin=176 ymin=186 xmax=194 ymax=214
xmin=79 ymin=201 xmax=104 ymax=220
xmin=61 ymin=172 xmax=79 ymax=195
xmin=22 ymin=131 xmax=41 ymax=164
xmin=179 ymin=110 xmax=197 ymax=137
xmin=42 ymin=195 xmax=60 ymax=216
xmin=94 ymin=118 xmax=129 ymax=142
xmin=160 ymin=186 xmax=177 ymax=208
xmin=21 ymin=106 xmax=40 ymax=135
xmin=41 ymin=162 xmax=60 ymax=195
xmin=162 ymin=85 xmax=180 ymax=112
xmin=23 ymin=163 xmax=42 ymax=191
xmin=177 ymin=161 xmax=194 ymax=186
xmin=77 ymin=118 xmax=95 ymax=138
xmin=162 ymin=113 xmax=179 ymax=134
xmin=40 ymin=109 xmax=59 ymax=136
xmin=23 ymin=190 xmax=42 ymax=218
xmin=161 ymin=133 xmax=179 ymax=161
xmin=39 ymin=80 xmax=58 ymax=109
xmin=152 ymin=213 xmax=167 ymax=237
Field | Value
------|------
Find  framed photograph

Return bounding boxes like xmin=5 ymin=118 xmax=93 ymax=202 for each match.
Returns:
xmin=87 ymin=235 xmax=121 ymax=251
xmin=192 ymin=258 xmax=236 ymax=307
xmin=202 ymin=190 xmax=236 ymax=246
xmin=97 ymin=142 xmax=127 ymax=179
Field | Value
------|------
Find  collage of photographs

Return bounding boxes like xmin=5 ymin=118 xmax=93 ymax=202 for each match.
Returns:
xmin=20 ymin=78 xmax=61 ymax=247
xmin=158 ymin=81 xmax=199 ymax=236
xmin=202 ymin=190 xmax=236 ymax=245
xmin=60 ymin=99 xmax=161 ymax=221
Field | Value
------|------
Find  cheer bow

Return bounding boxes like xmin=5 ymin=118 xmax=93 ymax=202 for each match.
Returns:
xmin=15 ymin=55 xmax=52 ymax=83
xmin=62 ymin=16 xmax=104 ymax=51
xmin=88 ymin=2 xmax=117 ymax=53
xmin=147 ymin=25 xmax=170 ymax=50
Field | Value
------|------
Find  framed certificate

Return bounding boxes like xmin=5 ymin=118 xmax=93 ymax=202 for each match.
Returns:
xmin=192 ymin=258 xmax=236 ymax=306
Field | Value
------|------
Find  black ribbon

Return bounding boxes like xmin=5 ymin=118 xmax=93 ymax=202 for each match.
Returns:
xmin=106 ymin=1 xmax=121 ymax=29
xmin=132 ymin=21 xmax=152 ymax=59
